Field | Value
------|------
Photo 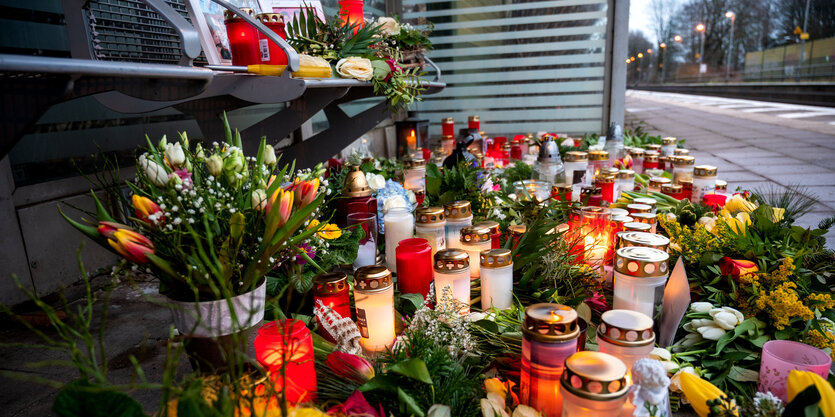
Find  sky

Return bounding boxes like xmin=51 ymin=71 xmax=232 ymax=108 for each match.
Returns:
xmin=629 ymin=0 xmax=657 ymax=43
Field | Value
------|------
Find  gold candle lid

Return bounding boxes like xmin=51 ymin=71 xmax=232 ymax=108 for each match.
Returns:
xmin=616 ymin=169 xmax=635 ymax=179
xmin=480 ymin=249 xmax=513 ymax=269
xmin=508 ymin=224 xmax=526 ymax=236
xmin=441 ymin=117 xmax=454 ymax=124
xmin=441 ymin=134 xmax=455 ymax=141
xmin=404 ymin=157 xmax=426 ymax=168
xmin=715 ymin=179 xmax=728 ymax=190
xmin=629 ymin=148 xmax=645 ymax=157
xmin=224 ymin=7 xmax=254 ymax=19
xmin=475 ymin=220 xmax=500 ymax=235
xmin=614 ymin=246 xmax=669 ymax=278
xmin=631 ymin=212 xmax=658 ymax=225
xmin=623 ymin=222 xmax=652 ymax=232
xmin=673 ymin=156 xmax=695 ymax=166
xmin=618 ymin=231 xmax=669 ymax=251
xmin=434 ymin=248 xmax=469 ymax=272
xmin=354 ymin=266 xmax=393 ymax=293
xmin=595 ymin=174 xmax=615 ymax=184
xmin=645 ymin=144 xmax=662 ymax=152
xmin=633 ymin=198 xmax=657 ymax=209
xmin=598 ymin=310 xmax=655 ymax=347
xmin=662 ymin=183 xmax=683 ymax=195
xmin=649 ymin=177 xmax=671 ymax=188
xmin=611 ymin=215 xmax=634 ymax=226
xmin=343 ymin=165 xmax=372 ymax=197
xmin=460 ymin=225 xmax=491 ymax=244
xmin=444 ymin=201 xmax=472 ymax=219
xmin=580 ymin=186 xmax=602 ymax=197
xmin=644 ymin=152 xmax=659 ymax=162
xmin=522 ymin=303 xmax=579 ymax=343
xmin=626 ymin=203 xmax=652 ymax=214
xmin=565 ymin=151 xmax=588 ymax=162
xmin=552 ymin=184 xmax=573 ymax=195
xmin=661 ymin=137 xmax=677 ymax=146
xmin=588 ymin=150 xmax=609 ymax=161
xmin=561 ymin=351 xmax=628 ymax=401
xmin=609 ymin=208 xmax=629 ymax=217
xmin=313 ymin=272 xmax=348 ymax=296
xmin=416 ymin=206 xmax=445 ymax=224
xmin=469 ymin=115 xmax=479 ymax=122
xmin=694 ymin=165 xmax=718 ymax=177
xmin=674 ymin=148 xmax=690 ymax=156
xmin=256 ymin=13 xmax=285 ymax=23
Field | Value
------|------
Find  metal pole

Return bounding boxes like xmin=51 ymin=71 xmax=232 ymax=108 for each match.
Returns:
xmin=726 ymin=17 xmax=734 ymax=81
xmin=698 ymin=30 xmax=705 ymax=81
xmin=800 ymin=0 xmax=811 ymax=78
xmin=661 ymin=47 xmax=666 ymax=83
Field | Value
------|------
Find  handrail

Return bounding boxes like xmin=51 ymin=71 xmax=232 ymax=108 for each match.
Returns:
xmin=142 ymin=0 xmax=203 ymax=65
xmin=424 ymin=57 xmax=442 ymax=82
xmin=0 ymin=54 xmax=214 ymax=80
xmin=208 ymin=0 xmax=301 ymax=72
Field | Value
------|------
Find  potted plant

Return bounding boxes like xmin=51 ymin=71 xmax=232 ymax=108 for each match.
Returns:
xmin=60 ymin=116 xmax=325 ymax=368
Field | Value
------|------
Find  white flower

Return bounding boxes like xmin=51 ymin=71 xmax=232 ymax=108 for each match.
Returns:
xmin=481 ymin=178 xmax=495 ymax=193
xmin=480 ymin=398 xmax=509 ymax=417
xmin=511 ymin=405 xmax=541 ymax=417
xmin=406 ymin=189 xmax=417 ymax=205
xmin=683 ymin=318 xmax=714 ymax=332
xmin=206 ymin=155 xmax=223 ymax=177
xmin=696 ymin=323 xmax=727 ymax=340
xmin=375 ymin=16 xmax=400 ymax=35
xmin=164 ymin=142 xmax=186 ymax=168
xmin=669 ymin=366 xmax=696 ymax=392
xmin=251 ymin=189 xmax=267 ymax=211
xmin=710 ymin=306 xmax=744 ymax=330
xmin=366 ymin=172 xmax=386 ymax=191
xmin=690 ymin=302 xmax=714 ymax=313
xmin=336 ymin=57 xmax=374 ymax=81
xmin=383 ymin=195 xmax=408 ymax=212
xmin=666 ymin=212 xmax=677 ymax=222
xmin=650 ymin=347 xmax=672 ymax=361
xmin=698 ymin=216 xmax=716 ymax=232
xmin=678 ymin=332 xmax=703 ymax=349
xmin=138 ymin=154 xmax=169 ymax=187
xmin=560 ymin=138 xmax=574 ymax=147
xmin=263 ymin=144 xmax=276 ymax=166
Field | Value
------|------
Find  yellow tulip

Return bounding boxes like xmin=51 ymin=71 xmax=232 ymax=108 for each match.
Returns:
xmin=771 ymin=207 xmax=786 ymax=222
xmin=787 ymin=370 xmax=835 ymax=416
xmin=680 ymin=372 xmax=737 ymax=417
xmin=307 ymin=219 xmax=342 ymax=240
xmin=484 ymin=377 xmax=506 ymax=394
xmin=724 ymin=194 xmax=757 ymax=214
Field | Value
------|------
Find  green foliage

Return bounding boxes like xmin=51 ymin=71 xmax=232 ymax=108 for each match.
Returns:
xmin=424 ymin=162 xmax=494 ymax=218
xmin=53 ymin=379 xmax=146 ymax=417
xmin=500 ymin=162 xmax=532 ymax=186
xmin=751 ymin=183 xmax=818 ymax=224
xmin=285 ymin=6 xmax=382 ymax=61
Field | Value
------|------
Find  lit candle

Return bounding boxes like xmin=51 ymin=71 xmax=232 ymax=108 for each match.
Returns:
xmin=581 ymin=206 xmax=612 ymax=283
xmin=460 ymin=225 xmax=492 ymax=279
xmin=433 ymin=248 xmax=471 ymax=315
xmin=480 ymin=249 xmax=513 ymax=310
xmin=560 ymin=351 xmax=629 ymax=416
xmin=617 ymin=231 xmax=670 ymax=252
xmin=384 ymin=207 xmax=414 ymax=274
xmin=403 ymin=157 xmax=427 ymax=193
xmin=396 ymin=238 xmax=433 ymax=298
xmin=353 ymin=266 xmax=395 ymax=353
xmin=596 ymin=310 xmax=655 ymax=416
xmin=443 ymin=201 xmax=472 ymax=250
xmin=474 ymin=220 xmax=501 ymax=249
xmin=520 ymin=304 xmax=580 ymax=417
xmin=253 ymin=320 xmax=317 ymax=404
xmin=312 ymin=272 xmax=351 ymax=343
xmin=631 ymin=212 xmax=658 ymax=234
xmin=406 ymin=129 xmax=417 ymax=156
xmin=613 ymin=247 xmax=669 ymax=326
xmin=338 ymin=0 xmax=364 ymax=34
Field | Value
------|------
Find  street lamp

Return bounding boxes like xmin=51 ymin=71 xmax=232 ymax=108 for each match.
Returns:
xmin=674 ymin=35 xmax=682 ymax=42
xmin=638 ymin=53 xmax=643 ymax=58
xmin=659 ymin=43 xmax=667 ymax=83
xmin=696 ymin=23 xmax=706 ymax=81
xmin=725 ymin=11 xmax=735 ymax=81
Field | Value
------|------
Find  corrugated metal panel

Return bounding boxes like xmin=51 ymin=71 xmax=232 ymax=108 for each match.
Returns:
xmin=405 ymin=0 xmax=608 ymax=136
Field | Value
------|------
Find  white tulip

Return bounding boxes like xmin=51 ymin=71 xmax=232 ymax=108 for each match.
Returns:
xmin=139 ymin=154 xmax=169 ymax=187
xmin=661 ymin=360 xmax=679 ymax=373
xmin=683 ymin=318 xmax=714 ymax=332
xmin=511 ymin=405 xmax=542 ymax=417
xmin=560 ymin=138 xmax=574 ymax=148
xmin=164 ymin=142 xmax=186 ymax=168
xmin=679 ymin=332 xmax=703 ymax=348
xmin=366 ymin=173 xmax=386 ymax=191
xmin=264 ymin=144 xmax=277 ymax=167
xmin=375 ymin=16 xmax=401 ymax=35
xmin=487 ymin=391 xmax=505 ymax=410
xmin=669 ymin=367 xmax=696 ymax=392
xmin=251 ymin=189 xmax=268 ymax=211
xmin=480 ymin=398 xmax=509 ymax=417
xmin=690 ymin=302 xmax=714 ymax=313
xmin=696 ymin=323 xmax=727 ymax=340
xmin=206 ymin=155 xmax=223 ymax=177
xmin=650 ymin=347 xmax=672 ymax=361
xmin=698 ymin=216 xmax=716 ymax=232
xmin=710 ymin=307 xmax=744 ymax=330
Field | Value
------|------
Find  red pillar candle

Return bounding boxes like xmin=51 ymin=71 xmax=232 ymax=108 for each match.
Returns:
xmin=643 ymin=152 xmax=659 ymax=170
xmin=703 ymin=193 xmax=727 ymax=210
xmin=468 ymin=115 xmax=480 ymax=130
xmin=441 ymin=117 xmax=455 ymax=136
xmin=595 ymin=175 xmax=616 ymax=204
xmin=509 ymin=224 xmax=526 ymax=251
xmin=225 ymin=8 xmax=261 ymax=66
xmin=254 ymin=320 xmax=317 ymax=404
xmin=338 ymin=0 xmax=364 ymax=33
xmin=395 ymin=238 xmax=433 ymax=298
xmin=256 ymin=14 xmax=288 ymax=65
xmin=551 ymin=184 xmax=572 ymax=202
xmin=680 ymin=178 xmax=693 ymax=201
xmin=312 ymin=272 xmax=351 ymax=343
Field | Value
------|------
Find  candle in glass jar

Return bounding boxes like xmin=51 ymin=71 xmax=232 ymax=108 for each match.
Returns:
xmin=460 ymin=225 xmax=492 ymax=279
xmin=552 ymin=184 xmax=573 ymax=202
xmin=643 ymin=151 xmax=659 ymax=171
xmin=631 ymin=212 xmax=658 ymax=234
xmin=715 ymin=179 xmax=728 ymax=195
xmin=579 ymin=186 xmax=603 ymax=207
xmin=661 ymin=137 xmax=677 ymax=157
xmin=515 ymin=180 xmax=552 ymax=203
xmin=403 ymin=157 xmax=426 ymax=192
xmin=672 ymin=155 xmax=695 ymax=185
xmin=662 ymin=183 xmax=685 ymax=201
xmin=692 ymin=165 xmax=718 ymax=202
xmin=337 ymin=165 xmax=377 ymax=228
xmin=633 ymin=197 xmax=658 ymax=214
xmin=480 ymin=249 xmax=513 ymax=310
xmin=347 ymin=212 xmax=377 ymax=269
xmin=560 ymin=351 xmax=629 ymax=417
xmin=617 ymin=231 xmax=670 ymax=252
xmin=586 ymin=150 xmax=611 ymax=183
xmin=509 ymin=224 xmax=527 ymax=250
xmin=312 ymin=272 xmax=351 ymax=342
xmin=595 ymin=174 xmax=616 ymax=203
xmin=434 ymin=248 xmax=471 ymax=315
xmin=256 ymin=13 xmax=289 ymax=66
xmin=564 ymin=151 xmax=589 ymax=185
xmin=396 ymin=238 xmax=433 ymax=298
xmin=353 ymin=266 xmax=395 ymax=353
xmin=597 ymin=310 xmax=655 ymax=377
xmin=224 ymin=8 xmax=261 ymax=66
xmin=415 ymin=206 xmax=446 ymax=256
xmin=582 ymin=206 xmax=612 ymax=283
xmin=384 ymin=207 xmax=414 ymax=273
xmin=680 ymin=178 xmax=693 ymax=201
xmin=444 ymin=201 xmax=472 ymax=250
xmin=613 ymin=247 xmax=669 ymax=325
xmin=521 ymin=304 xmax=580 ymax=417
xmin=475 ymin=220 xmax=501 ymax=249
xmin=623 ymin=222 xmax=652 ymax=233
xmin=629 ymin=148 xmax=645 ymax=174
xmin=648 ymin=176 xmax=670 ymax=194
xmin=254 ymin=320 xmax=317 ymax=403
xmin=441 ymin=117 xmax=455 ymax=136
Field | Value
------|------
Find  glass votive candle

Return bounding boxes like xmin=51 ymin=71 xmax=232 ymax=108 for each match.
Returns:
xmin=581 ymin=206 xmax=612 ymax=277
xmin=521 ymin=304 xmax=581 ymax=417
xmin=552 ymin=184 xmax=573 ymax=202
xmin=509 ymin=224 xmax=527 ymax=250
xmin=564 ymin=151 xmax=589 ymax=185
xmin=617 ymin=231 xmax=670 ymax=251
xmin=633 ymin=197 xmax=657 ymax=213
xmin=645 ymin=143 xmax=661 ymax=153
xmin=626 ymin=203 xmax=652 ymax=215
xmin=648 ymin=177 xmax=670 ymax=194
xmin=354 ymin=266 xmax=395 ymax=353
xmin=560 ymin=351 xmax=629 ymax=417
xmin=441 ymin=134 xmax=455 ymax=156
xmin=475 ymin=220 xmax=502 ymax=249
xmin=347 ymin=212 xmax=377 ymax=270
xmin=433 ymin=248 xmax=471 ymax=316
xmin=692 ymin=165 xmax=718 ymax=202
xmin=661 ymin=183 xmax=684 ymax=201
xmin=384 ymin=207 xmax=414 ymax=274
xmin=674 ymin=148 xmax=689 ymax=156
xmin=396 ymin=238 xmax=433 ymax=298
xmin=672 ymin=155 xmax=695 ymax=185
xmin=256 ymin=13 xmax=288 ymax=66
xmin=403 ymin=157 xmax=426 ymax=192
xmin=613 ymin=247 xmax=669 ymax=326
xmin=597 ymin=309 xmax=655 ymax=378
xmin=515 ymin=180 xmax=552 ymax=203
xmin=444 ymin=201 xmax=472 ymax=250
xmin=660 ymin=137 xmax=677 ymax=157
xmin=441 ymin=117 xmax=454 ymax=136
xmin=643 ymin=151 xmax=659 ymax=170
xmin=609 ymin=215 xmax=634 ymax=263
xmin=629 ymin=148 xmax=645 ymax=174
xmin=460 ymin=225 xmax=492 ymax=279
xmin=680 ymin=178 xmax=693 ymax=201
xmin=224 ymin=8 xmax=261 ymax=66
xmin=715 ymin=179 xmax=728 ymax=195
xmin=758 ymin=340 xmax=833 ymax=402
xmin=415 ymin=206 xmax=446 ymax=256
xmin=312 ymin=272 xmax=351 ymax=342
xmin=630 ymin=212 xmax=658 ymax=234
xmin=610 ymin=208 xmax=629 ymax=217
xmin=580 ymin=186 xmax=603 ymax=207
xmin=254 ymin=319 xmax=317 ymax=403
xmin=616 ymin=169 xmax=635 ymax=198
xmin=480 ymin=249 xmax=513 ymax=310
xmin=586 ymin=150 xmax=611 ymax=182
xmin=623 ymin=222 xmax=652 ymax=233
xmin=595 ymin=174 xmax=616 ymax=204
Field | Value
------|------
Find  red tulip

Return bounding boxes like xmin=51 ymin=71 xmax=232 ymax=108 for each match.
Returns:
xmin=720 ymin=257 xmax=758 ymax=280
xmin=327 ymin=391 xmax=384 ymax=417
xmin=132 ymin=195 xmax=164 ymax=225
xmin=293 ymin=178 xmax=319 ymax=209
xmin=266 ymin=188 xmax=294 ymax=227
xmin=325 ymin=351 xmax=375 ymax=384
xmin=97 ymin=221 xmax=132 ymax=239
xmin=107 ymin=228 xmax=154 ymax=263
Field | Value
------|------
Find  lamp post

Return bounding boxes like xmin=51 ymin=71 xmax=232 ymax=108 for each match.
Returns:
xmin=725 ymin=11 xmax=735 ymax=82
xmin=637 ymin=52 xmax=644 ymax=83
xmin=800 ymin=0 xmax=811 ymax=79
xmin=673 ymin=35 xmax=682 ymax=82
xmin=659 ymin=42 xmax=667 ymax=83
xmin=696 ymin=23 xmax=706 ymax=81
xmin=647 ymin=48 xmax=653 ymax=82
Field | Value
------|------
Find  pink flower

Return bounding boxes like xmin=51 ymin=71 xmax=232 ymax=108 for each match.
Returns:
xmin=327 ymin=391 xmax=384 ymax=417
xmin=384 ymin=59 xmax=402 ymax=82
xmin=171 ymin=168 xmax=193 ymax=189
xmin=325 ymin=351 xmax=375 ymax=384
xmin=585 ymin=291 xmax=609 ymax=312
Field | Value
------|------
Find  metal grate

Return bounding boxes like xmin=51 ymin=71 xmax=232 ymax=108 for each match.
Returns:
xmin=85 ymin=0 xmax=205 ymax=64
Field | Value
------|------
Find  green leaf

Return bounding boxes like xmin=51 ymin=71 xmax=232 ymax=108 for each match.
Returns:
xmin=728 ymin=366 xmax=759 ymax=382
xmin=783 ymin=384 xmax=823 ymax=417
xmin=473 ymin=319 xmax=499 ymax=333
xmin=358 ymin=374 xmax=401 ymax=392
xmin=397 ymin=387 xmax=425 ymax=417
xmin=386 ymin=358 xmax=433 ymax=384
xmin=176 ymin=379 xmax=224 ymax=417
xmin=398 ymin=292 xmax=425 ymax=318
xmin=52 ymin=379 xmax=147 ymax=417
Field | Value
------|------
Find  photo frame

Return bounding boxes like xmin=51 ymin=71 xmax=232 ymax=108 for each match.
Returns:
xmin=270 ymin=0 xmax=325 ymax=25
xmin=186 ymin=0 xmax=235 ymax=65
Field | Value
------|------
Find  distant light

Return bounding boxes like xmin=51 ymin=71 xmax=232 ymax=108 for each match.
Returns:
xmin=626 ymin=59 xmax=631 ymax=63
xmin=674 ymin=35 xmax=683 ymax=42
xmin=696 ymin=23 xmax=705 ymax=32
xmin=647 ymin=49 xmax=653 ymax=54
xmin=638 ymin=53 xmax=644 ymax=58
xmin=660 ymin=43 xmax=667 ymax=48
xmin=725 ymin=11 xmax=735 ymax=19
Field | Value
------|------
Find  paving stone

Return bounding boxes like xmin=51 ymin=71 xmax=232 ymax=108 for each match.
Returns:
xmin=746 ymin=164 xmax=832 ymax=176
xmin=804 ymin=186 xmax=835 ymax=203
xmin=763 ymin=172 xmax=835 ymax=186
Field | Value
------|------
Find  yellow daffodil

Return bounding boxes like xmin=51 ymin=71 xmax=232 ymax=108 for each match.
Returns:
xmin=680 ymin=372 xmax=737 ymax=417
xmin=719 ymin=210 xmax=750 ymax=234
xmin=787 ymin=370 xmax=835 ymax=416
xmin=724 ymin=194 xmax=757 ymax=214
xmin=307 ymin=219 xmax=342 ymax=240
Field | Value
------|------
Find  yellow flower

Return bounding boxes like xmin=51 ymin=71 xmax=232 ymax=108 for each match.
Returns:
xmin=724 ymin=194 xmax=757 ymax=214
xmin=805 ymin=329 xmax=835 ymax=360
xmin=720 ymin=210 xmax=750 ymax=234
xmin=807 ymin=293 xmax=835 ymax=311
xmin=307 ymin=219 xmax=342 ymax=240
xmin=680 ymin=372 xmax=737 ymax=417
xmin=770 ymin=207 xmax=785 ymax=222
xmin=787 ymin=370 xmax=835 ymax=417
xmin=289 ymin=407 xmax=328 ymax=417
xmin=484 ymin=377 xmax=506 ymax=394
xmin=753 ymin=281 xmax=813 ymax=330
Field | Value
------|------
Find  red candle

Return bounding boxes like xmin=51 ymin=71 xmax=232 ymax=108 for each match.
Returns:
xmin=475 ymin=221 xmax=501 ymax=249
xmin=338 ymin=165 xmax=377 ymax=228
xmin=703 ymin=193 xmax=727 ymax=210
xmin=510 ymin=143 xmax=522 ymax=161
xmin=441 ymin=117 xmax=455 ymax=136
xmin=395 ymin=238 xmax=433 ymax=298
xmin=256 ymin=14 xmax=288 ymax=66
xmin=338 ymin=0 xmax=364 ymax=33
xmin=596 ymin=175 xmax=615 ymax=204
xmin=468 ymin=115 xmax=480 ymax=130
xmin=551 ymin=184 xmax=572 ymax=202
xmin=225 ymin=9 xmax=261 ymax=66
xmin=254 ymin=320 xmax=317 ymax=404
xmin=509 ymin=224 xmax=526 ymax=250
xmin=567 ymin=208 xmax=585 ymax=263
xmin=644 ymin=152 xmax=659 ymax=170
xmin=312 ymin=272 xmax=351 ymax=342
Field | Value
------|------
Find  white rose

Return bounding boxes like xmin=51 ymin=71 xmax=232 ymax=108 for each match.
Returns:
xmin=366 ymin=173 xmax=386 ymax=191
xmin=560 ymin=138 xmax=574 ymax=147
xmin=336 ymin=57 xmax=374 ymax=81
xmin=698 ymin=216 xmax=716 ymax=232
xmin=138 ymin=154 xmax=169 ymax=187
xmin=383 ymin=195 xmax=408 ymax=212
xmin=696 ymin=323 xmax=727 ymax=340
xmin=480 ymin=398 xmax=509 ymax=417
xmin=650 ymin=347 xmax=672 ymax=362
xmin=406 ymin=189 xmax=417 ymax=205
xmin=263 ymin=144 xmax=277 ymax=167
xmin=376 ymin=16 xmax=401 ymax=35
xmin=690 ymin=302 xmax=714 ymax=313
xmin=251 ymin=189 xmax=267 ymax=211
xmin=164 ymin=142 xmax=186 ymax=168
xmin=709 ymin=307 xmax=744 ymax=330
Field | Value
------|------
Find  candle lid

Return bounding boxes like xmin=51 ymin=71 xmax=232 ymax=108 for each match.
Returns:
xmin=588 ymin=150 xmax=609 ymax=161
xmin=610 ymin=208 xmax=629 ymax=217
xmin=508 ymin=224 xmax=526 ymax=236
xmin=313 ymin=272 xmax=348 ymax=296
xmin=616 ymin=169 xmax=635 ymax=179
xmin=633 ymin=198 xmax=657 ymax=209
xmin=580 ymin=186 xmax=602 ymax=197
xmin=354 ymin=265 xmax=393 ymax=293
xmin=626 ymin=203 xmax=652 ymax=214
xmin=594 ymin=174 xmax=615 ymax=184
xmin=561 ymin=351 xmax=628 ymax=401
xmin=628 ymin=148 xmax=645 ymax=157
xmin=256 ymin=13 xmax=285 ymax=23
xmin=645 ymin=144 xmax=662 ymax=151
xmin=480 ymin=248 xmax=512 ymax=268
xmin=523 ymin=303 xmax=580 ymax=342
xmin=674 ymin=148 xmax=690 ymax=156
xmin=598 ymin=310 xmax=655 ymax=347
xmin=695 ymin=165 xmax=718 ymax=177
xmin=434 ymin=248 xmax=469 ymax=272
xmin=475 ymin=220 xmax=500 ymax=235
xmin=224 ymin=7 xmax=254 ymax=19
xmin=631 ymin=212 xmax=658 ymax=225
xmin=661 ymin=137 xmax=677 ymax=146
xmin=564 ymin=151 xmax=588 ymax=162
xmin=444 ymin=201 xmax=472 ymax=219
xmin=644 ymin=152 xmax=659 ymax=162
xmin=615 ymin=246 xmax=669 ymax=278
xmin=649 ymin=177 xmax=671 ymax=188
xmin=460 ymin=225 xmax=491 ymax=244
xmin=442 ymin=117 xmax=454 ymax=124
xmin=662 ymin=183 xmax=684 ymax=194
xmin=343 ymin=165 xmax=372 ymax=197
xmin=619 ymin=231 xmax=670 ymax=251
xmin=552 ymin=184 xmax=573 ymax=195
xmin=715 ymin=179 xmax=727 ymax=190
xmin=537 ymin=135 xmax=561 ymax=162
xmin=623 ymin=222 xmax=652 ymax=232
xmin=611 ymin=215 xmax=634 ymax=226
xmin=680 ymin=178 xmax=693 ymax=189
xmin=469 ymin=115 xmax=479 ymax=122
xmin=581 ymin=206 xmax=611 ymax=219
xmin=416 ymin=206 xmax=445 ymax=224
xmin=404 ymin=157 xmax=426 ymax=168
xmin=673 ymin=156 xmax=695 ymax=166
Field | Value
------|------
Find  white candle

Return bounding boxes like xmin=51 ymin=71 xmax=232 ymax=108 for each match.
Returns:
xmin=384 ymin=208 xmax=414 ymax=273
xmin=354 ymin=266 xmax=395 ymax=353
xmin=433 ymin=248 xmax=471 ymax=316
xmin=353 ymin=240 xmax=376 ymax=269
xmin=480 ymin=249 xmax=513 ymax=310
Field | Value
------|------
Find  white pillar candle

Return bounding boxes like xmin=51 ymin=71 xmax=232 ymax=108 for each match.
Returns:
xmin=434 ymin=248 xmax=471 ymax=316
xmin=384 ymin=207 xmax=414 ymax=273
xmin=444 ymin=201 xmax=472 ymax=250
xmin=460 ymin=225 xmax=492 ymax=279
xmin=415 ymin=206 xmax=446 ymax=257
xmin=613 ymin=247 xmax=669 ymax=325
xmin=354 ymin=266 xmax=396 ymax=353
xmin=480 ymin=249 xmax=513 ymax=310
